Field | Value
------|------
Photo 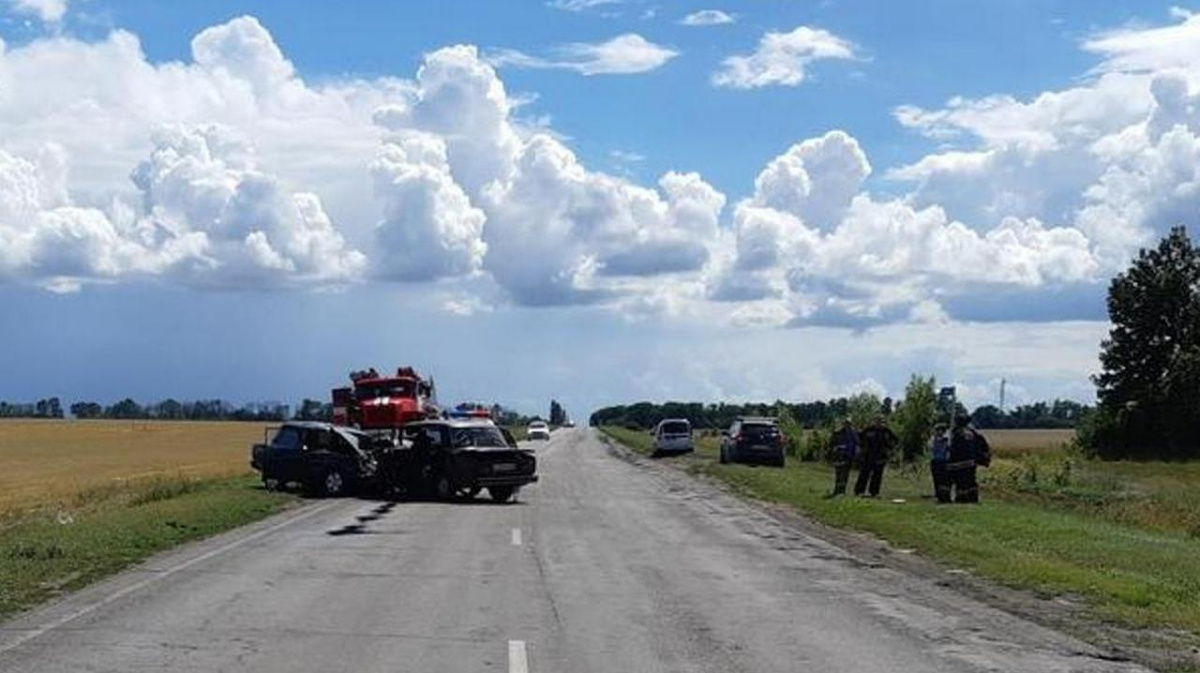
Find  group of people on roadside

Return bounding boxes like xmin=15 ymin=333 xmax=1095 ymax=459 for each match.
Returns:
xmin=828 ymin=416 xmax=991 ymax=503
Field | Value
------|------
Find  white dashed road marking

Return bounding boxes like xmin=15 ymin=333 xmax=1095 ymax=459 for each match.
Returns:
xmin=511 ymin=528 xmax=522 ymax=546
xmin=508 ymin=640 xmax=529 ymax=673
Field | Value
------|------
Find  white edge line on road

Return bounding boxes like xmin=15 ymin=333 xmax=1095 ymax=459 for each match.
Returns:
xmin=0 ymin=499 xmax=341 ymax=657
xmin=508 ymin=639 xmax=528 ymax=673
xmin=511 ymin=528 xmax=522 ymax=546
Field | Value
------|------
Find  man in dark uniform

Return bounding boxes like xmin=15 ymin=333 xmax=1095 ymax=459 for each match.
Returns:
xmin=854 ymin=416 xmax=897 ymax=497
xmin=828 ymin=418 xmax=858 ymax=497
xmin=946 ymin=418 xmax=982 ymax=503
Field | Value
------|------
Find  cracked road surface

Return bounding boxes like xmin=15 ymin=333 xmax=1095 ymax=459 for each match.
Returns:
xmin=0 ymin=428 xmax=1147 ymax=672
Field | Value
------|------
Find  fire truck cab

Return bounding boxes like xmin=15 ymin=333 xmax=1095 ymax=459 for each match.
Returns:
xmin=332 ymin=367 xmax=438 ymax=431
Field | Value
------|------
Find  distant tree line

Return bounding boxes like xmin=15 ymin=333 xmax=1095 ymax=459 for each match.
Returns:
xmin=968 ymin=400 xmax=1089 ymax=429
xmin=588 ymin=396 xmax=1084 ymax=433
xmin=68 ymin=398 xmax=291 ymax=421
xmin=0 ymin=397 xmax=64 ymax=418
xmin=3 ymin=395 xmax=541 ymax=426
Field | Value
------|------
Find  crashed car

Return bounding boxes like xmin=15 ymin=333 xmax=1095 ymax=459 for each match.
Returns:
xmin=386 ymin=419 xmax=538 ymax=503
xmin=251 ymin=421 xmax=380 ymax=496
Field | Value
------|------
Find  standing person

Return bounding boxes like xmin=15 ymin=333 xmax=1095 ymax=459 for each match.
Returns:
xmin=854 ymin=416 xmax=897 ymax=497
xmin=964 ymin=424 xmax=991 ymax=502
xmin=946 ymin=418 xmax=979 ymax=503
xmin=828 ymin=419 xmax=858 ymax=497
xmin=929 ymin=424 xmax=951 ymax=503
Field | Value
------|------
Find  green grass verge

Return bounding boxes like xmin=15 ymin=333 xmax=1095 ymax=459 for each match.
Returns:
xmin=0 ymin=474 xmax=298 ymax=621
xmin=601 ymin=425 xmax=1200 ymax=663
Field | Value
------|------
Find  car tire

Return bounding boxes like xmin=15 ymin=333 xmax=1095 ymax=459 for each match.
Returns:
xmin=319 ymin=468 xmax=347 ymax=497
xmin=488 ymin=486 xmax=515 ymax=503
xmin=434 ymin=474 xmax=454 ymax=501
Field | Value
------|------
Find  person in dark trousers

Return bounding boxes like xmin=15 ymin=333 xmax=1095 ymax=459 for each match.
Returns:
xmin=946 ymin=419 xmax=982 ymax=503
xmin=854 ymin=416 xmax=897 ymax=497
xmin=828 ymin=419 xmax=858 ymax=497
xmin=966 ymin=424 xmax=991 ymax=500
xmin=929 ymin=424 xmax=951 ymax=503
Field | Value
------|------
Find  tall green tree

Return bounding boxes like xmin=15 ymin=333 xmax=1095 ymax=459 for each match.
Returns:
xmin=846 ymin=392 xmax=882 ymax=428
xmin=1090 ymin=226 xmax=1200 ymax=458
xmin=893 ymin=375 xmax=938 ymax=462
xmin=549 ymin=399 xmax=566 ymax=426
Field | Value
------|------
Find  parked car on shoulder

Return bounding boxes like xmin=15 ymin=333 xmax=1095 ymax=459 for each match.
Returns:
xmin=652 ymin=418 xmax=694 ymax=456
xmin=251 ymin=422 xmax=380 ymax=496
xmin=527 ymin=420 xmax=551 ymax=441
xmin=393 ymin=419 xmax=538 ymax=503
xmin=719 ymin=417 xmax=785 ymax=467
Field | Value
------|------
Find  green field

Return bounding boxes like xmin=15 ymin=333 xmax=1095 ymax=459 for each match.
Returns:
xmin=0 ymin=421 xmax=299 ymax=621
xmin=602 ymin=426 xmax=1200 ymax=672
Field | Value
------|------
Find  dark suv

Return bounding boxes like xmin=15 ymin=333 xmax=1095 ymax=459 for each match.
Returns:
xmin=386 ymin=419 xmax=538 ymax=503
xmin=251 ymin=422 xmax=380 ymax=496
xmin=719 ymin=417 xmax=785 ymax=467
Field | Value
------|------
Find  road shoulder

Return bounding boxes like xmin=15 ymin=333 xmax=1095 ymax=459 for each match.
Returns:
xmin=596 ymin=430 xmax=1168 ymax=672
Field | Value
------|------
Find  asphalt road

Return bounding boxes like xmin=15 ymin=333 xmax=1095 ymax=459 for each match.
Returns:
xmin=0 ymin=428 xmax=1148 ymax=672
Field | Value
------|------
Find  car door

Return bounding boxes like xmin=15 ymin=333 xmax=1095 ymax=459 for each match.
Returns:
xmin=268 ymin=426 xmax=304 ymax=483
xmin=302 ymin=427 xmax=338 ymax=481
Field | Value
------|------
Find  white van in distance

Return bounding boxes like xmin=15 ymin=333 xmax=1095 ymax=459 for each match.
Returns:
xmin=652 ymin=419 xmax=694 ymax=456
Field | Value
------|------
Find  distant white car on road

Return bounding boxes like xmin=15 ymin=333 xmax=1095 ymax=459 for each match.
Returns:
xmin=652 ymin=418 xmax=694 ymax=456
xmin=528 ymin=421 xmax=551 ymax=441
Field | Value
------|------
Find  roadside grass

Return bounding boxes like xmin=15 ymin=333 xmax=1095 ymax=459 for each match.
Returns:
xmin=0 ymin=473 xmax=298 ymax=621
xmin=0 ymin=420 xmax=299 ymax=622
xmin=504 ymin=425 xmax=529 ymax=442
xmin=601 ymin=425 xmax=1200 ymax=666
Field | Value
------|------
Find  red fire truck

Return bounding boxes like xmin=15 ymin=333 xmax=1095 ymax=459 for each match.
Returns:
xmin=331 ymin=367 xmax=439 ymax=431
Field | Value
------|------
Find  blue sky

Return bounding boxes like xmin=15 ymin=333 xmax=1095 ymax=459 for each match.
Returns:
xmin=0 ymin=0 xmax=1196 ymax=416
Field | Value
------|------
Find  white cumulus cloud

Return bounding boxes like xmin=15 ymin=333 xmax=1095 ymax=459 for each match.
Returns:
xmin=8 ymin=0 xmax=66 ymax=23
xmin=680 ymin=10 xmax=736 ymax=27
xmin=369 ymin=132 xmax=487 ymax=281
xmin=712 ymin=26 xmax=857 ymax=89
xmin=488 ymin=34 xmax=678 ymax=76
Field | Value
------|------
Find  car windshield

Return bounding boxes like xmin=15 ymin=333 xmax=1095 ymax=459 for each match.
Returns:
xmin=356 ymin=380 xmax=415 ymax=399
xmin=661 ymin=421 xmax=690 ymax=435
xmin=451 ymin=426 xmax=510 ymax=448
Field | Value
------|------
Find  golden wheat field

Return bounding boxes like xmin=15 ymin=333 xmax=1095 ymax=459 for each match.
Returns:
xmin=0 ymin=420 xmax=272 ymax=515
xmin=977 ymin=428 xmax=1075 ymax=456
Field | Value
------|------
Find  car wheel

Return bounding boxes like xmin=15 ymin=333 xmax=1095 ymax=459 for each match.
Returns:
xmin=434 ymin=474 xmax=454 ymax=501
xmin=320 ymin=469 xmax=347 ymax=497
xmin=488 ymin=486 xmax=515 ymax=503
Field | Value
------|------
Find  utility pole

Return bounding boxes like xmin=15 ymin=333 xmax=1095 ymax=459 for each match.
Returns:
xmin=999 ymin=378 xmax=1007 ymax=413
